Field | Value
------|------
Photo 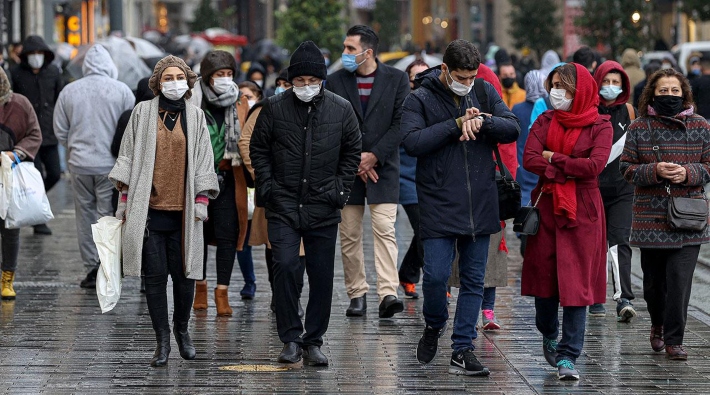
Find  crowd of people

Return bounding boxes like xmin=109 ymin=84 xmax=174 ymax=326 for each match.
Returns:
xmin=0 ymin=27 xmax=709 ymax=380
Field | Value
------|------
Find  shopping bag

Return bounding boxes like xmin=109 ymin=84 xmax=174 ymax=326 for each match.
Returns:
xmin=4 ymin=157 xmax=54 ymax=228
xmin=0 ymin=152 xmax=13 ymax=219
xmin=247 ymin=187 xmax=255 ymax=220
xmin=92 ymin=216 xmax=123 ymax=313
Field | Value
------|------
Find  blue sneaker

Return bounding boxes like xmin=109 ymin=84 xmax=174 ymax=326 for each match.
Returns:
xmin=543 ymin=338 xmax=558 ymax=367
xmin=557 ymin=359 xmax=580 ymax=380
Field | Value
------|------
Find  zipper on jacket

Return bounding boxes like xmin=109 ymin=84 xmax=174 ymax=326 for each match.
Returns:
xmin=462 ymin=95 xmax=476 ymax=240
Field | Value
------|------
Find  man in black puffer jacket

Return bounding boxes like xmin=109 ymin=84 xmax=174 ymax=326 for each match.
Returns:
xmin=11 ymin=35 xmax=63 ymax=235
xmin=250 ymin=40 xmax=361 ymax=367
xmin=402 ymin=39 xmax=519 ymax=376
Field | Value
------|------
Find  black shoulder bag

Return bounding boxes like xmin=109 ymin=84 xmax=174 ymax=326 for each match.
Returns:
xmin=647 ymin=119 xmax=708 ymax=231
xmin=513 ymin=191 xmax=542 ymax=235
xmin=473 ymin=79 xmax=522 ymax=221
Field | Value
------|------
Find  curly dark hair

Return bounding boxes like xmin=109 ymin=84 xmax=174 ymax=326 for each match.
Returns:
xmin=637 ymin=68 xmax=694 ymax=117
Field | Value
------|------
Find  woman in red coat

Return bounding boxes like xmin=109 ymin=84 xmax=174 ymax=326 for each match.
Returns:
xmin=521 ymin=63 xmax=613 ymax=380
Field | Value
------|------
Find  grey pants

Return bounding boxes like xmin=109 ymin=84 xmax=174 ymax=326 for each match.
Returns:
xmin=0 ymin=219 xmax=20 ymax=272
xmin=71 ymin=174 xmax=114 ymax=268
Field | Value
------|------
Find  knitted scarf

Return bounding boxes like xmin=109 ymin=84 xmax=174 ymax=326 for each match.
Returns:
xmin=545 ymin=63 xmax=600 ymax=223
xmin=200 ymin=79 xmax=242 ymax=166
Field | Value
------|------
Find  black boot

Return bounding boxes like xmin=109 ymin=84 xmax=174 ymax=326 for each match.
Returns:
xmin=150 ymin=329 xmax=171 ymax=367
xmin=173 ymin=322 xmax=196 ymax=360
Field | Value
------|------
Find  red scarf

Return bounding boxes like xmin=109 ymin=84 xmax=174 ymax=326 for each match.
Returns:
xmin=545 ymin=63 xmax=600 ymax=222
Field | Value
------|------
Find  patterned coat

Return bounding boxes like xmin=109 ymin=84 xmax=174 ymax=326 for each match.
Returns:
xmin=620 ymin=113 xmax=710 ymax=248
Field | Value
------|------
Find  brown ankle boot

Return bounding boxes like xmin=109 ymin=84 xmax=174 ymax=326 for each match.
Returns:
xmin=193 ymin=282 xmax=208 ymax=310
xmin=215 ymin=288 xmax=233 ymax=316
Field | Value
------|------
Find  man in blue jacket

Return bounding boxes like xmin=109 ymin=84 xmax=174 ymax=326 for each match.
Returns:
xmin=401 ymin=39 xmax=519 ymax=376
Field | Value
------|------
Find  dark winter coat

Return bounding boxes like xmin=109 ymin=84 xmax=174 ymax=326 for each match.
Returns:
xmin=512 ymin=100 xmax=537 ymax=205
xmin=620 ymin=113 xmax=710 ymax=248
xmin=249 ymin=88 xmax=362 ymax=230
xmin=326 ymin=60 xmax=410 ymax=204
xmin=521 ymin=111 xmax=613 ymax=306
xmin=11 ymin=36 xmax=63 ymax=146
xmin=595 ymin=60 xmax=637 ymax=198
xmin=401 ymin=68 xmax=520 ymax=239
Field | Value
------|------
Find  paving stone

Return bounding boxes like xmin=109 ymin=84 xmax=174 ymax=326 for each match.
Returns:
xmin=2 ymin=179 xmax=710 ymax=393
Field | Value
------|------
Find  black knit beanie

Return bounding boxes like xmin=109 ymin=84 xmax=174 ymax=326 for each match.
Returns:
xmin=288 ymin=41 xmax=327 ymax=81
xmin=200 ymin=50 xmax=237 ymax=80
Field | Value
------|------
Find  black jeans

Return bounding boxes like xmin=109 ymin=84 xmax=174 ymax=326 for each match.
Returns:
xmin=0 ymin=219 xmax=19 ymax=272
xmin=268 ymin=219 xmax=337 ymax=347
xmin=142 ymin=228 xmax=195 ymax=333
xmin=640 ymin=245 xmax=699 ymax=345
xmin=535 ymin=296 xmax=587 ymax=363
xmin=33 ymin=145 xmax=61 ymax=192
xmin=398 ymin=204 xmax=423 ymax=284
xmin=602 ymin=193 xmax=634 ymax=301
xmin=202 ymin=170 xmax=238 ymax=285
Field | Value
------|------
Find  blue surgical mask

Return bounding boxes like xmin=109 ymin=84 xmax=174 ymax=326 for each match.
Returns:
xmin=599 ymin=85 xmax=623 ymax=101
xmin=341 ymin=50 xmax=367 ymax=72
xmin=274 ymin=86 xmax=286 ymax=95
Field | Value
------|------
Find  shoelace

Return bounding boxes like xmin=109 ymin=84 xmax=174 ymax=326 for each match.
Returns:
xmin=543 ymin=338 xmax=558 ymax=352
xmin=557 ymin=359 xmax=575 ymax=370
xmin=422 ymin=327 xmax=439 ymax=347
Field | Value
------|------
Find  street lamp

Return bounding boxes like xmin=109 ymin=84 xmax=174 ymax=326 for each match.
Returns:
xmin=632 ymin=11 xmax=641 ymax=24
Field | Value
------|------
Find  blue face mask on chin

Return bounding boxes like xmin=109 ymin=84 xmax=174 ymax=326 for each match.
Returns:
xmin=341 ymin=50 xmax=367 ymax=72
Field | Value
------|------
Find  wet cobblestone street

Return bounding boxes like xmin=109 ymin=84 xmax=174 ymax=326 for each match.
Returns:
xmin=1 ymin=179 xmax=710 ymax=394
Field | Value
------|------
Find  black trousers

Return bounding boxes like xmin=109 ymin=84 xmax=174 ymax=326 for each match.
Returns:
xmin=398 ymin=204 xmax=423 ymax=284
xmin=268 ymin=219 xmax=337 ymax=347
xmin=33 ymin=145 xmax=61 ymax=192
xmin=640 ymin=245 xmax=699 ymax=345
xmin=202 ymin=170 xmax=238 ymax=285
xmin=602 ymin=193 xmax=634 ymax=301
xmin=266 ymin=247 xmax=305 ymax=296
xmin=142 ymin=228 xmax=195 ymax=333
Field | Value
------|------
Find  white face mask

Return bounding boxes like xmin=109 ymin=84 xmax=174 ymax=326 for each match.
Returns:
xmin=253 ymin=80 xmax=264 ymax=88
xmin=161 ymin=80 xmax=189 ymax=100
xmin=293 ymin=83 xmax=321 ymax=102
xmin=445 ymin=68 xmax=473 ymax=96
xmin=212 ymin=77 xmax=234 ymax=94
xmin=28 ymin=53 xmax=44 ymax=69
xmin=550 ymin=88 xmax=573 ymax=111
xmin=247 ymin=100 xmax=256 ymax=109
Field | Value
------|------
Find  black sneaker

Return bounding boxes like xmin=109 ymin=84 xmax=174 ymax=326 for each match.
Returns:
xmin=448 ymin=349 xmax=490 ymax=376
xmin=416 ymin=322 xmax=447 ymax=364
xmin=80 ymin=267 xmax=98 ymax=289
xmin=616 ymin=299 xmax=637 ymax=323
xmin=588 ymin=303 xmax=606 ymax=316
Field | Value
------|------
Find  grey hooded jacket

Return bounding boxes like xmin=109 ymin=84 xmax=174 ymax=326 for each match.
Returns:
xmin=53 ymin=44 xmax=134 ymax=175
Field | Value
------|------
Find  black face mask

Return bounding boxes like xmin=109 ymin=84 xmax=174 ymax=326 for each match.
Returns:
xmin=652 ymin=95 xmax=684 ymax=117
xmin=501 ymin=77 xmax=515 ymax=89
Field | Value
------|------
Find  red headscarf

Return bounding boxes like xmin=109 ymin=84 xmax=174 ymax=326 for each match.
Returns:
xmin=545 ymin=63 xmax=600 ymax=222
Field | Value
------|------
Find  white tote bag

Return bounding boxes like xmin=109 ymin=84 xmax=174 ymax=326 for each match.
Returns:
xmin=0 ymin=152 xmax=13 ymax=219
xmin=92 ymin=216 xmax=123 ymax=313
xmin=4 ymin=158 xmax=54 ymax=229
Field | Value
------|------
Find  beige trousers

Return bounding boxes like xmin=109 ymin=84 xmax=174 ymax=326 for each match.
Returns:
xmin=340 ymin=204 xmax=399 ymax=302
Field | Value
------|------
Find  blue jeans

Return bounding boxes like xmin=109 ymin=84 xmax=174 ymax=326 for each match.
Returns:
xmin=482 ymin=287 xmax=496 ymax=310
xmin=535 ymin=296 xmax=587 ymax=363
xmin=236 ymin=221 xmax=256 ymax=286
xmin=422 ymin=235 xmax=490 ymax=353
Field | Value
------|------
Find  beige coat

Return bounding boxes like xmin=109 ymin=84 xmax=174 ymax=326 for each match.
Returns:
xmin=109 ymin=97 xmax=219 ymax=279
